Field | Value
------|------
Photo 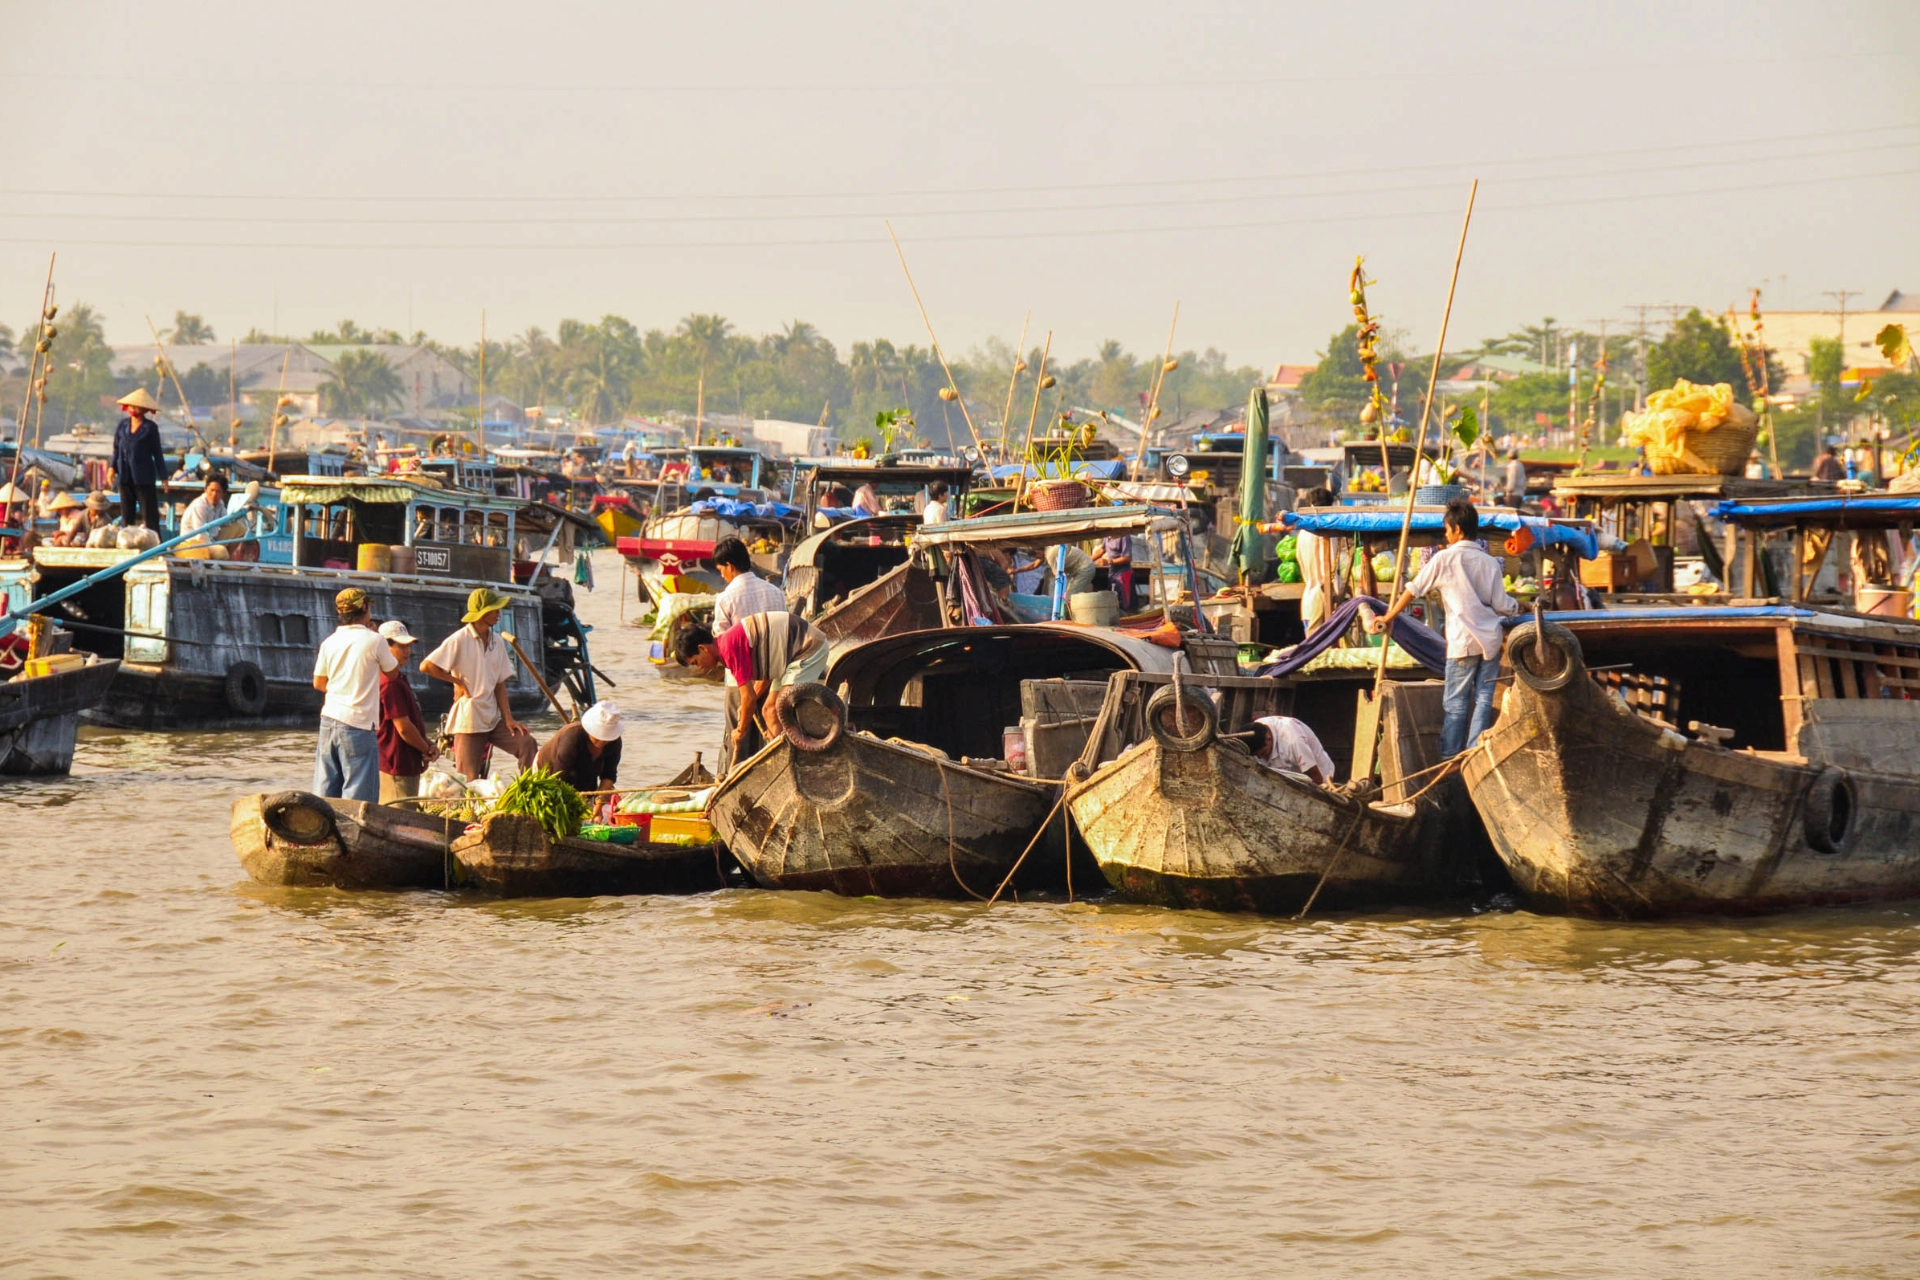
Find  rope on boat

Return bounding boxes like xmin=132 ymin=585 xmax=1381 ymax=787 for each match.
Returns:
xmin=938 ymin=759 xmax=989 ymax=901
xmin=985 ymin=790 xmax=1069 ymax=907
xmin=1294 ymin=745 xmax=1471 ymax=920
xmin=1293 ymin=806 xmax=1367 ymax=920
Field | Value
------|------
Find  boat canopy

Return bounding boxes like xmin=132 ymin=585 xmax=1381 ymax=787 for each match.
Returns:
xmin=827 ymin=622 xmax=1180 ymax=698
xmin=1712 ymin=494 xmax=1920 ymax=530
xmin=987 ymin=459 xmax=1128 ymax=483
xmin=1279 ymin=506 xmax=1601 ymax=559
xmin=1553 ymin=473 xmax=1812 ymax=502
xmin=913 ymin=503 xmax=1180 ymax=551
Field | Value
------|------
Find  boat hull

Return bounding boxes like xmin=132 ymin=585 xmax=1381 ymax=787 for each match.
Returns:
xmin=0 ymin=658 xmax=119 ymax=775
xmin=229 ymin=793 xmax=455 ymax=890
xmin=1465 ymin=665 xmax=1920 ymax=917
xmin=1069 ymin=738 xmax=1433 ymax=913
xmin=708 ymin=732 xmax=1064 ymax=899
xmin=450 ymin=812 xmax=731 ymax=897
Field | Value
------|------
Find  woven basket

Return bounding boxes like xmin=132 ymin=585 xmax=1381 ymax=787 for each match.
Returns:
xmin=1648 ymin=417 xmax=1761 ymax=476
xmin=1028 ymin=479 xmax=1092 ymax=511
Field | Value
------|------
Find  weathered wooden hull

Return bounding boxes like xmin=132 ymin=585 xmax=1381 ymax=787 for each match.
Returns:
xmin=229 ymin=793 xmax=455 ymax=890
xmin=708 ymin=732 xmax=1064 ymax=899
xmin=0 ymin=658 xmax=119 ymax=775
xmin=810 ymin=562 xmax=943 ymax=646
xmin=450 ymin=812 xmax=731 ymax=897
xmin=1068 ymin=738 xmax=1432 ymax=913
xmin=1464 ymin=667 xmax=1920 ymax=917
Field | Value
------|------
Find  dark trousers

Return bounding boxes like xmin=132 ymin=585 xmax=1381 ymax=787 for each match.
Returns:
xmin=120 ymin=482 xmax=161 ymax=532
xmin=720 ymin=682 xmax=766 ymax=778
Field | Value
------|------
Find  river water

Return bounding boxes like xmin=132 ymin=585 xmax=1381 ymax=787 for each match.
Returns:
xmin=4 ymin=551 xmax=1918 ymax=1278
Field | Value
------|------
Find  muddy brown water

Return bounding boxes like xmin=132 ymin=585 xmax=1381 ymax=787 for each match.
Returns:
xmin=4 ymin=552 xmax=1918 ymax=1277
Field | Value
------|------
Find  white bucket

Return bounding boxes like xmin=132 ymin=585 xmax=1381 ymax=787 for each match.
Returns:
xmin=1068 ymin=589 xmax=1120 ymax=627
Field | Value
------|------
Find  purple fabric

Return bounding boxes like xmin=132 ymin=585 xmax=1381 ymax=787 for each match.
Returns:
xmin=1254 ymin=594 xmax=1446 ymax=678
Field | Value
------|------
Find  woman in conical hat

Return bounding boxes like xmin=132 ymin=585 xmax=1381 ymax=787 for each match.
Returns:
xmin=111 ymin=387 xmax=167 ymax=533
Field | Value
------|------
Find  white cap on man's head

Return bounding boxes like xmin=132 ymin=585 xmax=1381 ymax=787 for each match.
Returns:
xmin=581 ymin=700 xmax=623 ymax=741
xmin=378 ymin=619 xmax=418 ymax=645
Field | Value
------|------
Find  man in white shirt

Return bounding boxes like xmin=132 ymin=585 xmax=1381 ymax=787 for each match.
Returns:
xmin=311 ymin=586 xmax=398 ymax=802
xmin=921 ymin=481 xmax=950 ymax=524
xmin=1246 ymin=716 xmax=1335 ymax=785
xmin=178 ymin=472 xmax=238 ymax=551
xmin=710 ymin=536 xmax=786 ymax=635
xmin=1368 ymin=499 xmax=1518 ymax=756
xmin=421 ymin=586 xmax=538 ymax=779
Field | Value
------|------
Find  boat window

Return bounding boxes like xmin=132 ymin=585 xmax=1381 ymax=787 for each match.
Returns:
xmin=483 ymin=511 xmax=510 ymax=548
xmin=125 ymin=577 xmax=169 ymax=664
xmin=413 ymin=507 xmax=434 ymax=542
xmin=437 ymin=508 xmax=461 ymax=543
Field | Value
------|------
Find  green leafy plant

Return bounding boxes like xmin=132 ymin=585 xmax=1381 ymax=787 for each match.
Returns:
xmin=494 ymin=766 xmax=588 ymax=841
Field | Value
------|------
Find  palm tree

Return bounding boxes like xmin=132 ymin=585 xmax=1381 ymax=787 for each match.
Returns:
xmin=320 ymin=349 xmax=403 ymax=417
xmin=163 ymin=311 xmax=215 ymax=345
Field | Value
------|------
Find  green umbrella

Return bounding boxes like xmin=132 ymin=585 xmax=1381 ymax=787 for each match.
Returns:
xmin=1230 ymin=385 xmax=1270 ymax=581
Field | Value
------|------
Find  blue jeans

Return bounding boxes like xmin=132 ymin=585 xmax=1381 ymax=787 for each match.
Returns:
xmin=1441 ymin=653 xmax=1501 ymax=758
xmin=314 ymin=717 xmax=380 ymax=802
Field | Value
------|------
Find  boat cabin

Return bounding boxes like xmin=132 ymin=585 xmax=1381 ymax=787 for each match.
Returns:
xmin=1552 ymin=472 xmax=1820 ymax=599
xmin=1157 ymin=432 xmax=1290 ymax=491
xmin=280 ymin=475 xmax=588 ymax=585
xmin=1713 ymin=493 xmax=1920 ymax=616
xmin=796 ymin=461 xmax=974 ymax=529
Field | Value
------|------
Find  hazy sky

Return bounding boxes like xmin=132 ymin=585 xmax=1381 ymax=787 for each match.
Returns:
xmin=6 ymin=1 xmax=1918 ymax=367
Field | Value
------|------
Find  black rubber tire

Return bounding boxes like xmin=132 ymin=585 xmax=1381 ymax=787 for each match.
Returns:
xmin=1803 ymin=766 xmax=1856 ymax=854
xmin=1146 ymin=685 xmax=1218 ymax=752
xmin=773 ymin=683 xmax=846 ymax=753
xmin=1508 ymin=621 xmax=1582 ymax=694
xmin=224 ymin=660 xmax=268 ymax=716
xmin=260 ymin=791 xmax=338 ymax=845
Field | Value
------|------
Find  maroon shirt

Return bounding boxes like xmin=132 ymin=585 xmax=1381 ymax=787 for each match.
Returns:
xmin=377 ymin=671 xmax=429 ymax=777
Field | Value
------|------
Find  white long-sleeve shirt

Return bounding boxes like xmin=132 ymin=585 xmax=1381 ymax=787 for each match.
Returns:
xmin=1407 ymin=540 xmax=1518 ymax=660
xmin=711 ymin=570 xmax=786 ymax=637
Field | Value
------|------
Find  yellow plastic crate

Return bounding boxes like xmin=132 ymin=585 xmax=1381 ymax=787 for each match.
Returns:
xmin=648 ymin=813 xmax=715 ymax=845
xmin=22 ymin=654 xmax=86 ymax=679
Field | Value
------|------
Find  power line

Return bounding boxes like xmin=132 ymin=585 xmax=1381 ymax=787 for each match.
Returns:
xmin=2 ymin=123 xmax=1915 ymax=208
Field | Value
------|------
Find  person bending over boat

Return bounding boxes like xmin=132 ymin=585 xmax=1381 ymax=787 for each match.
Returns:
xmin=109 ymin=387 xmax=167 ymax=533
xmin=421 ymin=587 xmax=538 ymax=781
xmin=675 ymin=611 xmax=826 ymax=774
xmin=1246 ymin=715 xmax=1335 ymax=786
xmin=312 ymin=587 xmax=399 ymax=803
xmin=1367 ymin=498 xmax=1517 ymax=757
xmin=375 ymin=620 xmax=438 ymax=803
xmin=535 ymin=701 xmax=623 ymax=812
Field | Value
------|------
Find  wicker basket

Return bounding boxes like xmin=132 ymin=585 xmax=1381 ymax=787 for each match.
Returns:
xmin=1028 ymin=479 xmax=1092 ymax=511
xmin=1648 ymin=417 xmax=1761 ymax=476
xmin=1414 ymin=483 xmax=1471 ymax=506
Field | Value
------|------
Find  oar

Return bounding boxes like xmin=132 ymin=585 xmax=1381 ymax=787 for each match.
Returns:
xmin=500 ymin=630 xmax=574 ymax=721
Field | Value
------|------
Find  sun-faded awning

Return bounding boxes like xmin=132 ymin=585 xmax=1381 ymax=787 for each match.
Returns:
xmin=912 ymin=503 xmax=1180 ymax=551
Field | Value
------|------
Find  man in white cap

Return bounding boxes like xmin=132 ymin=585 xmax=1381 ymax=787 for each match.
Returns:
xmin=534 ymin=699 xmax=623 ymax=800
xmin=312 ymin=586 xmax=397 ymax=803
xmin=421 ymin=586 xmax=537 ymax=778
xmin=376 ymin=619 xmax=438 ymax=803
xmin=110 ymin=387 xmax=168 ymax=532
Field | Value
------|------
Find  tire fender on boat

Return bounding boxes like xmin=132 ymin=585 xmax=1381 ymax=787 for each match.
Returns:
xmin=224 ymin=660 xmax=269 ymax=716
xmin=1507 ymin=620 xmax=1583 ymax=694
xmin=1146 ymin=685 xmax=1217 ymax=752
xmin=260 ymin=791 xmax=339 ymax=846
xmin=772 ymin=682 xmax=846 ymax=753
xmin=1803 ymin=766 xmax=1856 ymax=854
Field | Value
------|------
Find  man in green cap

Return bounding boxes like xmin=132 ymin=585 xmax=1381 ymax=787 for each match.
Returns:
xmin=311 ymin=586 xmax=397 ymax=802
xmin=421 ymin=586 xmax=536 ymax=779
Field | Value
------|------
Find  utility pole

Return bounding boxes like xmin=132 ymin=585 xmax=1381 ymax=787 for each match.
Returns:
xmin=1822 ymin=289 xmax=1861 ymax=369
xmin=1623 ymin=303 xmax=1686 ymax=410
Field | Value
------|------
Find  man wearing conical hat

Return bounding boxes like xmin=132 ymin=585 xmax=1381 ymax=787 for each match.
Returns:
xmin=421 ymin=586 xmax=537 ymax=779
xmin=110 ymin=387 xmax=167 ymax=533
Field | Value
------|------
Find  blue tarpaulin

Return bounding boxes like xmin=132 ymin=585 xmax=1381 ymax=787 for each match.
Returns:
xmin=1713 ymin=495 xmax=1920 ymax=526
xmin=689 ymin=498 xmax=802 ymax=522
xmin=1278 ymin=509 xmax=1600 ymax=559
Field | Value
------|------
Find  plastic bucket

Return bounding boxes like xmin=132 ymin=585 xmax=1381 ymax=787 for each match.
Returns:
xmin=1068 ymin=589 xmax=1121 ymax=627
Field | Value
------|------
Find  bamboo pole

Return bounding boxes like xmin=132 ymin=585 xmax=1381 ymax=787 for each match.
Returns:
xmin=1370 ymin=180 xmax=1478 ymax=711
xmin=885 ymin=222 xmax=990 ymax=463
xmin=998 ymin=310 xmax=1031 ymax=458
xmin=146 ymin=314 xmax=209 ymax=454
xmin=1131 ymin=301 xmax=1181 ymax=477
xmin=1013 ymin=331 xmax=1053 ymax=512
xmin=9 ymin=254 xmax=55 ymax=496
xmin=265 ymin=345 xmax=292 ymax=467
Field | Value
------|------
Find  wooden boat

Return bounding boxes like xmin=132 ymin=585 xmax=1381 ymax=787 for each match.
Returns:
xmin=0 ymin=653 xmax=120 ymax=775
xmin=449 ymin=812 xmax=732 ymax=897
xmin=1467 ymin=610 xmax=1920 ymax=917
xmin=1067 ymin=666 xmax=1490 ymax=913
xmin=230 ymin=791 xmax=457 ymax=890
xmin=708 ymin=623 xmax=1189 ymax=899
xmin=1467 ymin=491 xmax=1920 ymax=917
xmin=785 ymin=515 xmax=941 ymax=645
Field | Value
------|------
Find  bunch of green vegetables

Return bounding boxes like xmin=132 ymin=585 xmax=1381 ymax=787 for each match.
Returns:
xmin=494 ymin=767 xmax=587 ymax=841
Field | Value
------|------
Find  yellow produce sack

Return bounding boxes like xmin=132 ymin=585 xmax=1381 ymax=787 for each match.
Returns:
xmin=1620 ymin=380 xmax=1758 ymax=475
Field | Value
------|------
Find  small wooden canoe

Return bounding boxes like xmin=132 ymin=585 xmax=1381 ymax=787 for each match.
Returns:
xmin=230 ymin=791 xmax=456 ymax=890
xmin=449 ymin=812 xmax=733 ymax=898
xmin=0 ymin=656 xmax=120 ymax=776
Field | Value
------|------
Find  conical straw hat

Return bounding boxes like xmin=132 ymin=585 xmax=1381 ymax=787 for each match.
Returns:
xmin=117 ymin=387 xmax=161 ymax=412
